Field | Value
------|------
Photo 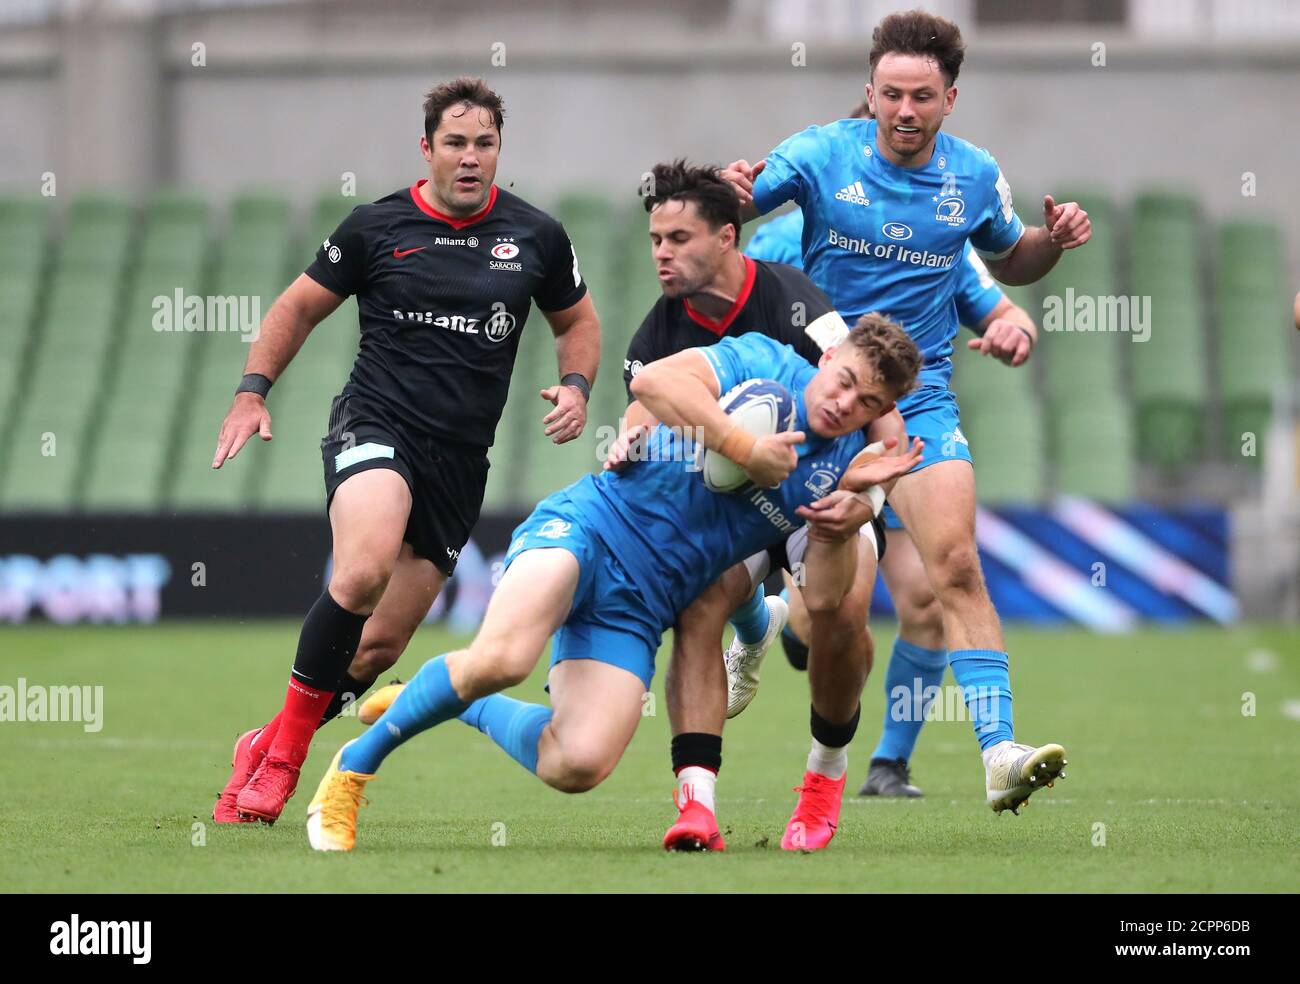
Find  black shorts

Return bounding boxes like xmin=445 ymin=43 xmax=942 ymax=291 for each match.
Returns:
xmin=321 ymin=395 xmax=490 ymax=577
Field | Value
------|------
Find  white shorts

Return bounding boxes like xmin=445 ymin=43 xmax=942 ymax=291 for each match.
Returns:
xmin=742 ymin=515 xmax=885 ymax=590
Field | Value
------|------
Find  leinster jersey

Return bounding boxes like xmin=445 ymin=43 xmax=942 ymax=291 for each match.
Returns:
xmin=305 ymin=181 xmax=588 ymax=452
xmin=566 ymin=333 xmax=867 ymax=631
xmin=745 ymin=210 xmax=1007 ymax=330
xmin=752 ymin=118 xmax=1024 ymax=389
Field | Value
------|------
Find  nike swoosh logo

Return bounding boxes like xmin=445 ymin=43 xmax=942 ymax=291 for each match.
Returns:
xmin=393 ymin=247 xmax=426 ymax=258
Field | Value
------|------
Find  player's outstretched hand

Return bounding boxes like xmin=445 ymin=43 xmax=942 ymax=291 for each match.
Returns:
xmin=603 ymin=423 xmax=651 ymax=472
xmin=841 ymin=436 xmax=924 ymax=490
xmin=720 ymin=159 xmax=766 ymax=205
xmin=968 ymin=319 xmax=1034 ymax=366
xmin=1043 ymin=194 xmax=1091 ymax=250
xmin=744 ymin=429 xmax=804 ymax=488
xmin=796 ymin=489 xmax=876 ymax=542
xmin=211 ymin=393 xmax=272 ymax=469
xmin=540 ymin=384 xmax=587 ymax=445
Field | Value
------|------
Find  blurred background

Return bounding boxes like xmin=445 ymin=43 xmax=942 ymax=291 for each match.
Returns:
xmin=0 ymin=0 xmax=1297 ymax=631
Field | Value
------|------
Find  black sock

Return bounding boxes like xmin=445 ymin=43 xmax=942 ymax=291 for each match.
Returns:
xmin=317 ymin=671 xmax=375 ymax=728
xmin=810 ymin=704 xmax=861 ymax=749
xmin=291 ymin=591 xmax=369 ymax=691
xmin=671 ymin=732 xmax=722 ymax=774
xmin=783 ymin=630 xmax=809 ymax=672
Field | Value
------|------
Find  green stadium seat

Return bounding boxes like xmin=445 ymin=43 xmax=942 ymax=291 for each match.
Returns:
xmin=0 ymin=250 xmax=125 ymax=509
xmin=0 ymin=274 xmax=41 ymax=434
xmin=557 ymin=193 xmax=624 ymax=432
xmin=0 ymin=195 xmax=53 ymax=277
xmin=0 ymin=403 xmax=91 ymax=510
xmin=1212 ymin=291 xmax=1290 ymax=466
xmin=82 ymin=192 xmax=212 ymax=509
xmin=951 ymin=316 xmax=1037 ymax=408
xmin=1133 ymin=190 xmax=1199 ymax=224
xmin=168 ymin=191 xmax=298 ymax=511
xmin=1128 ymin=294 xmax=1206 ymax=470
xmin=250 ymin=298 xmax=357 ymax=511
xmin=1052 ymin=400 xmax=1136 ymax=501
xmin=59 ymin=193 xmax=134 ymax=277
xmin=962 ymin=394 xmax=1046 ymax=504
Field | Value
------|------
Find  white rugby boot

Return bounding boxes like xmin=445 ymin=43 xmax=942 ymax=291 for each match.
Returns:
xmin=983 ymin=740 xmax=1067 ymax=814
xmin=724 ymin=594 xmax=789 ymax=719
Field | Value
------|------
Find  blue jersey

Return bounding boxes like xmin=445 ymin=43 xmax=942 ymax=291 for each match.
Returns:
xmin=564 ymin=333 xmax=868 ymax=632
xmin=745 ymin=210 xmax=1006 ymax=330
xmin=752 ymin=118 xmax=1023 ymax=389
xmin=744 ymin=211 xmax=805 ymax=267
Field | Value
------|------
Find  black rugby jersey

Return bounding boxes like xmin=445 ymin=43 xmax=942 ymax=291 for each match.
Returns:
xmin=622 ymin=257 xmax=841 ymax=398
xmin=305 ymin=181 xmax=587 ymax=451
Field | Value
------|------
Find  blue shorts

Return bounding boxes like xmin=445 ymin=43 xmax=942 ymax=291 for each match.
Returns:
xmin=503 ymin=491 xmax=661 ymax=690
xmin=882 ymin=385 xmax=973 ymax=530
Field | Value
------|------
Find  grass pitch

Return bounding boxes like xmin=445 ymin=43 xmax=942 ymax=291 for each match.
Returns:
xmin=2 ymin=621 xmax=1297 ymax=892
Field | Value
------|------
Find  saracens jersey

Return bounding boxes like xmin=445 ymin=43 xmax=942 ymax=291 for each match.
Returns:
xmin=305 ymin=181 xmax=587 ymax=451
xmin=622 ymin=256 xmax=843 ymax=397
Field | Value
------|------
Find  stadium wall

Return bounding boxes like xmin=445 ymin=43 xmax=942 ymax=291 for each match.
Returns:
xmin=0 ymin=11 xmax=1298 ymax=252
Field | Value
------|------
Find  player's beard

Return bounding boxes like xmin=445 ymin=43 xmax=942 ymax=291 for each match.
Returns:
xmin=882 ymin=117 xmax=940 ymax=163
xmin=660 ymin=259 xmax=712 ymax=300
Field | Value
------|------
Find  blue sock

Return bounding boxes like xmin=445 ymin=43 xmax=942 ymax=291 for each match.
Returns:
xmin=458 ymin=694 xmax=553 ymax=775
xmin=872 ymin=638 xmax=948 ymax=762
xmin=340 ymin=654 xmax=468 ymax=774
xmin=728 ymin=580 xmax=770 ymax=645
xmin=778 ymin=588 xmax=798 ymax=643
xmin=948 ymin=649 xmax=1014 ymax=750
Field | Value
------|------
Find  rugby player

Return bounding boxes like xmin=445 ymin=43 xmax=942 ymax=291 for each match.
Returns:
xmin=721 ymin=10 xmax=1082 ymax=812
xmin=210 ymin=77 xmax=599 ymax=824
xmin=303 ymin=319 xmax=923 ymax=852
xmin=746 ymin=201 xmax=1039 ymax=800
xmin=613 ymin=162 xmax=902 ymax=851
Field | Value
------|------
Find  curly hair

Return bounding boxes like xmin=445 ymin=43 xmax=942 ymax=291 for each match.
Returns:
xmin=640 ymin=159 xmax=742 ymax=242
xmin=845 ymin=313 xmax=922 ymax=398
xmin=869 ymin=9 xmax=966 ymax=86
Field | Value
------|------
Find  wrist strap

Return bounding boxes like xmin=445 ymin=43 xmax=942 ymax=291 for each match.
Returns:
xmin=560 ymin=372 xmax=590 ymax=402
xmin=1013 ymin=324 xmax=1035 ymax=348
xmin=854 ymin=485 xmax=886 ymax=517
xmin=236 ymin=373 xmax=272 ymax=398
xmin=718 ymin=426 xmax=756 ymax=465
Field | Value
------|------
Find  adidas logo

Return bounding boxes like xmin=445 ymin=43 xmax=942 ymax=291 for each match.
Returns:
xmin=834 ymin=181 xmax=871 ymax=206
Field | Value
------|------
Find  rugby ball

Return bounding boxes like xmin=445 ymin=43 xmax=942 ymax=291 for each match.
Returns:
xmin=701 ymin=378 xmax=797 ymax=493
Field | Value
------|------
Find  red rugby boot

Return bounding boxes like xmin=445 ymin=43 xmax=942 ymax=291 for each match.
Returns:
xmin=662 ymin=786 xmax=725 ymax=852
xmin=780 ymin=770 xmax=845 ymax=851
xmin=213 ymin=729 xmax=265 ymax=824
xmin=235 ymin=755 xmax=302 ymax=824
